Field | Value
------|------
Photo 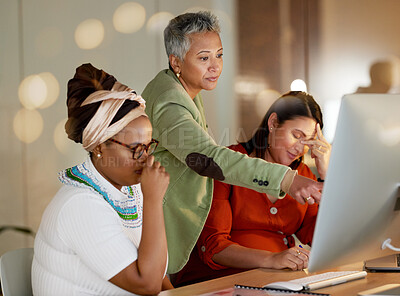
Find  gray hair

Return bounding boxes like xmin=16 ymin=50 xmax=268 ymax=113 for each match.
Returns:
xmin=164 ymin=11 xmax=221 ymax=61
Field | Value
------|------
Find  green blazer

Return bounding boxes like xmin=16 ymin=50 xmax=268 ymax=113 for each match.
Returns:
xmin=142 ymin=69 xmax=290 ymax=273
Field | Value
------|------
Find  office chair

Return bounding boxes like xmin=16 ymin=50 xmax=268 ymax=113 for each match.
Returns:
xmin=0 ymin=248 xmax=34 ymax=296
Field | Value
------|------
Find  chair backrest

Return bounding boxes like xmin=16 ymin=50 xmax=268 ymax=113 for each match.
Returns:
xmin=0 ymin=248 xmax=34 ymax=296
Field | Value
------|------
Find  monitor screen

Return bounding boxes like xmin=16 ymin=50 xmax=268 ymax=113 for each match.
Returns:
xmin=308 ymin=93 xmax=400 ymax=272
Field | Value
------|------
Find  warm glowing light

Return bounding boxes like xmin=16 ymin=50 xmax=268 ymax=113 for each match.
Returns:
xmin=38 ymin=72 xmax=59 ymax=109
xmin=35 ymin=27 xmax=63 ymax=58
xmin=18 ymin=75 xmax=47 ymax=110
xmin=323 ymin=99 xmax=342 ymax=143
xmin=13 ymin=109 xmax=44 ymax=143
xmin=146 ymin=12 xmax=174 ymax=34
xmin=18 ymin=72 xmax=60 ymax=110
xmin=54 ymin=119 xmax=87 ymax=156
xmin=254 ymin=89 xmax=281 ymax=118
xmin=290 ymin=79 xmax=308 ymax=92
xmin=235 ymin=76 xmax=267 ymax=98
xmin=75 ymin=19 xmax=104 ymax=50
xmin=113 ymin=2 xmax=146 ymax=34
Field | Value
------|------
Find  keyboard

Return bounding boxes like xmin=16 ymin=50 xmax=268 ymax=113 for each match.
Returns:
xmin=264 ymin=270 xmax=367 ymax=291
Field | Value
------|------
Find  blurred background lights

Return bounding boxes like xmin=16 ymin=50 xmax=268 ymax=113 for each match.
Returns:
xmin=18 ymin=72 xmax=60 ymax=110
xmin=13 ymin=109 xmax=44 ymax=143
xmin=38 ymin=72 xmax=59 ymax=109
xmin=290 ymin=79 xmax=308 ymax=92
xmin=18 ymin=75 xmax=47 ymax=110
xmin=113 ymin=2 xmax=146 ymax=34
xmin=146 ymin=12 xmax=174 ymax=34
xmin=75 ymin=19 xmax=104 ymax=50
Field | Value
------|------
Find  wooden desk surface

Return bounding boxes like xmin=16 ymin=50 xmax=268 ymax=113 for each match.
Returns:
xmin=159 ymin=263 xmax=400 ymax=296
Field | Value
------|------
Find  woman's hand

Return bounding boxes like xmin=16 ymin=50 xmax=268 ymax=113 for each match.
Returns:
xmin=140 ymin=155 xmax=170 ymax=203
xmin=302 ymin=123 xmax=331 ymax=180
xmin=269 ymin=246 xmax=310 ymax=271
xmin=288 ymin=175 xmax=323 ymax=205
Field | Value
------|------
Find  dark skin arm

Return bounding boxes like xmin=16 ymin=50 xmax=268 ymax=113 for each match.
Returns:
xmin=109 ymin=156 xmax=170 ymax=295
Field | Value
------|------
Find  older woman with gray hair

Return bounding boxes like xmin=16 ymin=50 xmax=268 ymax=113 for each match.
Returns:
xmin=142 ymin=11 xmax=323 ymax=275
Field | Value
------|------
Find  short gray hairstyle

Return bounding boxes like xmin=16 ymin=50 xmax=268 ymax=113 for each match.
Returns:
xmin=164 ymin=11 xmax=221 ymax=61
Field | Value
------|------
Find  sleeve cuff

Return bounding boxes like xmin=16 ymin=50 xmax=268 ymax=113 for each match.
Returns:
xmin=280 ymin=169 xmax=298 ymax=198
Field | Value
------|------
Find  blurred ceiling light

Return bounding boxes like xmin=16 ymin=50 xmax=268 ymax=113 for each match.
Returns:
xmin=146 ymin=12 xmax=174 ymax=34
xmin=75 ymin=19 xmax=104 ymax=50
xmin=54 ymin=119 xmax=87 ymax=157
xmin=13 ymin=109 xmax=44 ymax=143
xmin=18 ymin=75 xmax=47 ymax=110
xmin=323 ymin=99 xmax=342 ymax=143
xmin=18 ymin=72 xmax=59 ymax=109
xmin=113 ymin=2 xmax=146 ymax=34
xmin=254 ymin=89 xmax=281 ymax=118
xmin=54 ymin=119 xmax=70 ymax=154
xmin=235 ymin=76 xmax=267 ymax=98
xmin=290 ymin=79 xmax=308 ymax=92
xmin=35 ymin=27 xmax=63 ymax=58
xmin=38 ymin=72 xmax=59 ymax=109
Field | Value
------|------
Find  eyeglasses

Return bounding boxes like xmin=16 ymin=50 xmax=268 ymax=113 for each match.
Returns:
xmin=108 ymin=138 xmax=159 ymax=160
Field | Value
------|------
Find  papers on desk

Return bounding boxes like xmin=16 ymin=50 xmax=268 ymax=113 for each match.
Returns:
xmin=198 ymin=285 xmax=330 ymax=295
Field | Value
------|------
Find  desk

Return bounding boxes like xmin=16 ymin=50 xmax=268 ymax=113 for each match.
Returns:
xmin=159 ymin=262 xmax=400 ymax=296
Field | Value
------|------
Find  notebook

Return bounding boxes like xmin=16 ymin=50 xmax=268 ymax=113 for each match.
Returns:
xmin=364 ymin=254 xmax=400 ymax=271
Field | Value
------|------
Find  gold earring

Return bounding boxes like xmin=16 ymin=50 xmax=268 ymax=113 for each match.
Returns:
xmin=176 ymin=72 xmax=180 ymax=78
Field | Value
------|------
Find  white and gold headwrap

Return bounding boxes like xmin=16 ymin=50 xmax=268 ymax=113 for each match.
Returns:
xmin=80 ymin=81 xmax=147 ymax=152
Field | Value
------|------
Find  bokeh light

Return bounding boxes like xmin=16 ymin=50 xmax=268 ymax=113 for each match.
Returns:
xmin=38 ymin=72 xmax=59 ymax=109
xmin=18 ymin=75 xmax=47 ymax=110
xmin=146 ymin=12 xmax=174 ymax=34
xmin=75 ymin=19 xmax=104 ymax=50
xmin=18 ymin=72 xmax=59 ymax=110
xmin=54 ymin=119 xmax=88 ymax=156
xmin=13 ymin=109 xmax=44 ymax=143
xmin=113 ymin=2 xmax=146 ymax=34
xmin=35 ymin=27 xmax=63 ymax=58
xmin=54 ymin=119 xmax=70 ymax=154
xmin=290 ymin=79 xmax=308 ymax=92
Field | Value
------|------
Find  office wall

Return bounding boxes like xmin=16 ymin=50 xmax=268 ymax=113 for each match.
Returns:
xmin=0 ymin=0 xmax=237 ymax=255
xmin=310 ymin=0 xmax=400 ymax=141
xmin=236 ymin=0 xmax=400 ymax=143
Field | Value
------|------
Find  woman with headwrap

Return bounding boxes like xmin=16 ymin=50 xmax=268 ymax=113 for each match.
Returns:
xmin=32 ymin=64 xmax=173 ymax=295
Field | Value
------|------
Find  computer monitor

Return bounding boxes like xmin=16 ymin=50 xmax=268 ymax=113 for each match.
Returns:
xmin=308 ymin=93 xmax=400 ymax=273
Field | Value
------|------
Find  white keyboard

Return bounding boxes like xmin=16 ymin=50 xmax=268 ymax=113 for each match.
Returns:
xmin=265 ymin=270 xmax=367 ymax=291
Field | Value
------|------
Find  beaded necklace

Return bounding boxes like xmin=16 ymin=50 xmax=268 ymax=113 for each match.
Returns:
xmin=59 ymin=161 xmax=142 ymax=224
